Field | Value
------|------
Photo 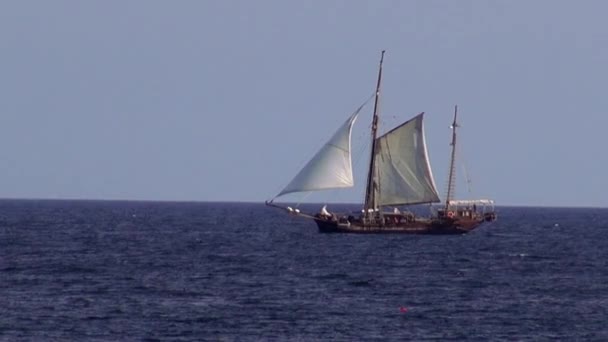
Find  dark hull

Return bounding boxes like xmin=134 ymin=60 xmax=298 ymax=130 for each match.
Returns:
xmin=314 ymin=217 xmax=484 ymax=234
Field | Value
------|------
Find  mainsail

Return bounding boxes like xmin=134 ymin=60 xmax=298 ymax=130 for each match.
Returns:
xmin=373 ymin=113 xmax=441 ymax=206
xmin=275 ymin=111 xmax=359 ymax=198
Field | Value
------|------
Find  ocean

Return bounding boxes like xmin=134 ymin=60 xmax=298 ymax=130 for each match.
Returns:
xmin=1 ymin=200 xmax=606 ymax=341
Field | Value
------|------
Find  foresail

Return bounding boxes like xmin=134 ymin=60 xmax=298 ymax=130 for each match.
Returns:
xmin=374 ymin=113 xmax=440 ymax=206
xmin=275 ymin=112 xmax=359 ymax=198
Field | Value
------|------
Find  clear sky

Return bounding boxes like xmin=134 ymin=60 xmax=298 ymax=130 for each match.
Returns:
xmin=1 ymin=1 xmax=606 ymax=207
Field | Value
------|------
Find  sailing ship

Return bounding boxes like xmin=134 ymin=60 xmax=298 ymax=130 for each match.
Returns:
xmin=266 ymin=51 xmax=497 ymax=234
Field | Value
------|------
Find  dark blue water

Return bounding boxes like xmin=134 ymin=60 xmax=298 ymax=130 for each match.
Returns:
xmin=1 ymin=200 xmax=607 ymax=341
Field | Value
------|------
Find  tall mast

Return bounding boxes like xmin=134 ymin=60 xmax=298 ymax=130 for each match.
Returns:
xmin=445 ymin=105 xmax=458 ymax=211
xmin=364 ymin=50 xmax=385 ymax=213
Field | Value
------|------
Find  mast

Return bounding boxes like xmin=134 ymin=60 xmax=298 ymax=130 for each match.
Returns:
xmin=364 ymin=50 xmax=385 ymax=214
xmin=445 ymin=105 xmax=458 ymax=211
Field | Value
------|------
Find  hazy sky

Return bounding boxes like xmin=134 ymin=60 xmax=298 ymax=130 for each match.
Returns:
xmin=1 ymin=1 xmax=607 ymax=207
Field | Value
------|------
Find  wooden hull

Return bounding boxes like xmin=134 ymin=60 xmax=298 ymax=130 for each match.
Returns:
xmin=264 ymin=201 xmax=496 ymax=235
xmin=314 ymin=217 xmax=484 ymax=234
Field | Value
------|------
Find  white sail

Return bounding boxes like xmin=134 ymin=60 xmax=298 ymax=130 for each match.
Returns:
xmin=276 ymin=112 xmax=359 ymax=198
xmin=373 ymin=113 xmax=440 ymax=206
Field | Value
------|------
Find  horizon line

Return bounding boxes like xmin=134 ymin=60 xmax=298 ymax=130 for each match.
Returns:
xmin=0 ymin=196 xmax=606 ymax=209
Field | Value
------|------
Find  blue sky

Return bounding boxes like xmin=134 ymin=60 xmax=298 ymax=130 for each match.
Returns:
xmin=1 ymin=1 xmax=606 ymax=207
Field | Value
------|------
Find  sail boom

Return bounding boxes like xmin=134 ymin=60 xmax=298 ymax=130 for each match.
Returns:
xmin=275 ymin=183 xmax=355 ymax=199
xmin=379 ymin=199 xmax=441 ymax=207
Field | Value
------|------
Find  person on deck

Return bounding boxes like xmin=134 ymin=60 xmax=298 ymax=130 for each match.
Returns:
xmin=320 ymin=205 xmax=331 ymax=218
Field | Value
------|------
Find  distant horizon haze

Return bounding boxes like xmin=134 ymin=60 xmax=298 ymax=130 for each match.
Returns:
xmin=0 ymin=196 xmax=606 ymax=210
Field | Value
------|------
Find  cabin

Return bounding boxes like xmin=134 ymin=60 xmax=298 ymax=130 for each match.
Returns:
xmin=437 ymin=199 xmax=495 ymax=220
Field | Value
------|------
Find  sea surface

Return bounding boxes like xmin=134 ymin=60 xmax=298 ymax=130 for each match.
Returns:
xmin=0 ymin=200 xmax=607 ymax=341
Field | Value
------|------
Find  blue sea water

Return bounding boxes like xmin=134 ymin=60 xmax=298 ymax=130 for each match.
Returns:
xmin=0 ymin=200 xmax=607 ymax=341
